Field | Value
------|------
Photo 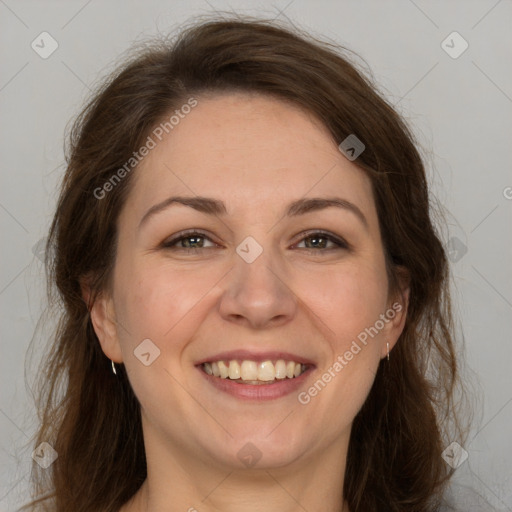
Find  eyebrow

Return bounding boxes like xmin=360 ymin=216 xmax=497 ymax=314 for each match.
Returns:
xmin=138 ymin=195 xmax=368 ymax=230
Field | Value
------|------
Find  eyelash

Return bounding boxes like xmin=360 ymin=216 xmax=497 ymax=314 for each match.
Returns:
xmin=161 ymin=229 xmax=349 ymax=254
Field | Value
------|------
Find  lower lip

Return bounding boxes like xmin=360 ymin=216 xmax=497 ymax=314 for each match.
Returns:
xmin=197 ymin=366 xmax=314 ymax=401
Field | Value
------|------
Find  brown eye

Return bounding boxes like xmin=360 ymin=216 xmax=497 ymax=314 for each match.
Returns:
xmin=162 ymin=231 xmax=216 ymax=251
xmin=295 ymin=231 xmax=348 ymax=251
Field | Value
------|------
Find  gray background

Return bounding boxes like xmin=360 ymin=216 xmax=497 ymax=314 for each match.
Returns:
xmin=1 ymin=0 xmax=511 ymax=510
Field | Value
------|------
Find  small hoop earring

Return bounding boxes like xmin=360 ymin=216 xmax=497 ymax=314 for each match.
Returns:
xmin=386 ymin=342 xmax=390 ymax=361
xmin=111 ymin=360 xmax=117 ymax=375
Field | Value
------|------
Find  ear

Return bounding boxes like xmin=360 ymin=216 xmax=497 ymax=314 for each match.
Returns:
xmin=80 ymin=276 xmax=124 ymax=363
xmin=381 ymin=267 xmax=410 ymax=359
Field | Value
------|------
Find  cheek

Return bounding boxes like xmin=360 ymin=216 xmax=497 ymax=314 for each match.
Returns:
xmin=295 ymin=265 xmax=387 ymax=428
xmin=299 ymin=261 xmax=389 ymax=350
xmin=114 ymin=259 xmax=222 ymax=345
xmin=112 ymin=261 xmax=220 ymax=414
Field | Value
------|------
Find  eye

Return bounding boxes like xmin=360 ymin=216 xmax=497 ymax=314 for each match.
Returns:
xmin=161 ymin=230 xmax=217 ymax=251
xmin=294 ymin=231 xmax=349 ymax=252
xmin=161 ymin=230 xmax=349 ymax=254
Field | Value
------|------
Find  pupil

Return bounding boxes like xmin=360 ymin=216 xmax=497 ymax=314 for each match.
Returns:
xmin=307 ymin=236 xmax=326 ymax=249
xmin=184 ymin=236 xmax=202 ymax=248
xmin=181 ymin=235 xmax=328 ymax=249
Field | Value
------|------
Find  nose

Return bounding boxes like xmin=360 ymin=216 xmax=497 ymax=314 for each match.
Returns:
xmin=218 ymin=247 xmax=297 ymax=330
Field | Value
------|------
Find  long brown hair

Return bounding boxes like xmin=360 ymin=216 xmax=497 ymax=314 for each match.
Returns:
xmin=24 ymin=15 xmax=468 ymax=512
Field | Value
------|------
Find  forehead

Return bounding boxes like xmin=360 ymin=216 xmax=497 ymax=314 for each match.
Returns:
xmin=123 ymin=92 xmax=377 ymax=224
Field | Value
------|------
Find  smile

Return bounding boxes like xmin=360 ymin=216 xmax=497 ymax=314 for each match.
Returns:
xmin=202 ymin=359 xmax=308 ymax=384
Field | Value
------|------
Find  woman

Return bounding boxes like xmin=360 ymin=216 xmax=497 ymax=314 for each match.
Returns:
xmin=26 ymin=16 xmax=468 ymax=512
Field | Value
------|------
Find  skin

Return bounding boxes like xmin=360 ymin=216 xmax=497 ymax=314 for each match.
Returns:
xmin=87 ymin=92 xmax=409 ymax=512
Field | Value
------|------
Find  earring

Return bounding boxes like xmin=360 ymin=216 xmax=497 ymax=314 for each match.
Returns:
xmin=111 ymin=360 xmax=117 ymax=375
xmin=386 ymin=342 xmax=390 ymax=361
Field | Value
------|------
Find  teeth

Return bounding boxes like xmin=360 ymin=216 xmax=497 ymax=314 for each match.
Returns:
xmin=218 ymin=361 xmax=229 ymax=378
xmin=241 ymin=360 xmax=258 ymax=380
xmin=286 ymin=361 xmax=296 ymax=379
xmin=275 ymin=359 xmax=287 ymax=379
xmin=258 ymin=360 xmax=275 ymax=381
xmin=202 ymin=359 xmax=307 ymax=382
xmin=228 ymin=361 xmax=241 ymax=380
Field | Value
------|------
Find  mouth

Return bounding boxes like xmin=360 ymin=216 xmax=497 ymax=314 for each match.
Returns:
xmin=195 ymin=352 xmax=315 ymax=400
xmin=200 ymin=359 xmax=309 ymax=384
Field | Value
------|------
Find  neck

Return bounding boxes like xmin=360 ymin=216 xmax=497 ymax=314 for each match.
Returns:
xmin=122 ymin=423 xmax=351 ymax=512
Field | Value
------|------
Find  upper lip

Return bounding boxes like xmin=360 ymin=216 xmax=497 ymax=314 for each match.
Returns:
xmin=195 ymin=350 xmax=316 ymax=366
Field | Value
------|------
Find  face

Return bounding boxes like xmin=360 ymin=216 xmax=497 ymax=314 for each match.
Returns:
xmin=91 ymin=92 xmax=407 ymax=472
